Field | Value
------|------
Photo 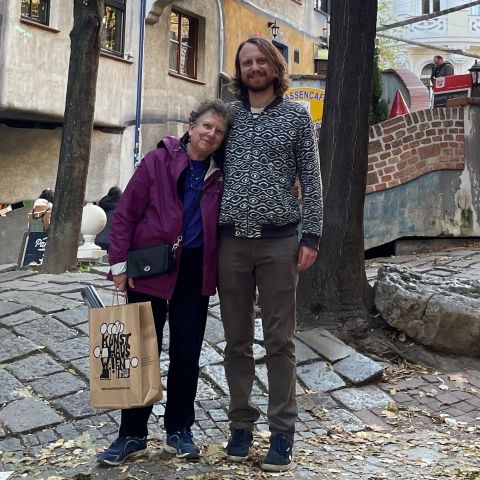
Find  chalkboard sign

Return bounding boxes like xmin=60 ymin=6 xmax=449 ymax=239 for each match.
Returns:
xmin=20 ymin=232 xmax=48 ymax=267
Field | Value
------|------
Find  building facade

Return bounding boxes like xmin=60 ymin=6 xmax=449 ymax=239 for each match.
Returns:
xmin=0 ymin=0 xmax=328 ymax=204
xmin=387 ymin=0 xmax=480 ymax=85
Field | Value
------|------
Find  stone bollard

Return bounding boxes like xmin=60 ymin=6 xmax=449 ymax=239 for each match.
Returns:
xmin=77 ymin=203 xmax=107 ymax=260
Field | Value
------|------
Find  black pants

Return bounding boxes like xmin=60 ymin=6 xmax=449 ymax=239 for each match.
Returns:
xmin=119 ymin=247 xmax=209 ymax=437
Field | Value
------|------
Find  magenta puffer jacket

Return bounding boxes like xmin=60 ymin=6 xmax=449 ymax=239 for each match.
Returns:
xmin=108 ymin=136 xmax=224 ymax=299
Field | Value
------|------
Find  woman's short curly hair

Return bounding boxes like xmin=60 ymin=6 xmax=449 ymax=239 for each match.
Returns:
xmin=230 ymin=37 xmax=291 ymax=101
xmin=189 ymin=99 xmax=233 ymax=130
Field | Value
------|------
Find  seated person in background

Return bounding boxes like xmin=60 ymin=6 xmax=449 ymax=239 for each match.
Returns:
xmin=29 ymin=189 xmax=54 ymax=232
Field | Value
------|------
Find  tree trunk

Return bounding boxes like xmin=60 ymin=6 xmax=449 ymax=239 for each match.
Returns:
xmin=297 ymin=0 xmax=378 ymax=335
xmin=42 ymin=0 xmax=103 ymax=274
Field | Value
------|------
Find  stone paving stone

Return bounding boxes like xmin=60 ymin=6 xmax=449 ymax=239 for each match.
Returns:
xmin=75 ymin=322 xmax=89 ymax=335
xmin=254 ymin=318 xmax=264 ymax=342
xmin=53 ymin=306 xmax=88 ymax=326
xmin=13 ymin=317 xmax=76 ymax=347
xmin=332 ymin=385 xmax=392 ymax=411
xmin=0 ymin=279 xmax=45 ymax=290
xmin=0 ymin=270 xmax=36 ymax=282
xmin=0 ymin=369 xmax=25 ymax=403
xmin=436 ymin=392 xmax=461 ymax=405
xmin=203 ymin=316 xmax=225 ymax=345
xmin=48 ymin=336 xmax=89 ymax=362
xmin=0 ymin=300 xmax=24 ymax=318
xmin=296 ymin=328 xmax=355 ymax=362
xmin=69 ymin=356 xmax=90 ymax=378
xmin=0 ymin=290 xmax=81 ymax=313
xmin=297 ymin=361 xmax=346 ymax=393
xmin=209 ymin=408 xmax=228 ymax=423
xmin=90 ymin=265 xmax=110 ymax=275
xmin=0 ymin=328 xmax=39 ymax=362
xmin=53 ymin=390 xmax=101 ymax=419
xmin=392 ymin=377 xmax=428 ymax=391
xmin=333 ymin=352 xmax=383 ymax=385
xmin=353 ymin=409 xmax=392 ymax=431
xmin=199 ymin=344 xmax=224 ymax=367
xmin=201 ymin=365 xmax=229 ymax=395
xmin=297 ymin=392 xmax=340 ymax=411
xmin=23 ymin=272 xmax=105 ymax=284
xmin=318 ymin=408 xmax=366 ymax=433
xmin=0 ymin=437 xmax=22 ymax=452
xmin=455 ymin=401 xmax=477 ymax=413
xmin=196 ymin=378 xmax=220 ymax=401
xmin=31 ymin=371 xmax=87 ymax=400
xmin=255 ymin=363 xmax=269 ymax=390
xmin=294 ymin=338 xmax=320 ymax=364
xmin=55 ymin=422 xmax=80 ymax=441
xmin=0 ymin=309 xmax=42 ymax=327
xmin=37 ymin=428 xmax=57 ymax=445
xmin=5 ymin=354 xmax=64 ymax=381
xmin=0 ymin=397 xmax=63 ymax=433
xmin=22 ymin=433 xmax=40 ymax=447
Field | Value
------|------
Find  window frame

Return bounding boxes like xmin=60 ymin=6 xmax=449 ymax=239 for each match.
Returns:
xmin=422 ymin=0 xmax=441 ymax=15
xmin=21 ymin=0 xmax=50 ymax=26
xmin=169 ymin=10 xmax=199 ymax=80
xmin=101 ymin=0 xmax=126 ymax=57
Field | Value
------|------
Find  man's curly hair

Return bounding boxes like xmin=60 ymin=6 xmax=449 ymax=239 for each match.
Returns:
xmin=230 ymin=37 xmax=291 ymax=101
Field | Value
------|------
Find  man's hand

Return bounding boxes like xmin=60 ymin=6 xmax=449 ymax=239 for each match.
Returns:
xmin=112 ymin=273 xmax=135 ymax=292
xmin=297 ymin=246 xmax=317 ymax=271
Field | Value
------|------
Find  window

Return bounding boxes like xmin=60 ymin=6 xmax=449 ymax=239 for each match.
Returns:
xmin=294 ymin=49 xmax=300 ymax=64
xmin=314 ymin=0 xmax=330 ymax=15
xmin=273 ymin=41 xmax=288 ymax=64
xmin=169 ymin=11 xmax=198 ymax=79
xmin=422 ymin=0 xmax=440 ymax=14
xmin=101 ymin=0 xmax=126 ymax=56
xmin=469 ymin=5 xmax=480 ymax=15
xmin=420 ymin=63 xmax=435 ymax=86
xmin=21 ymin=0 xmax=49 ymax=25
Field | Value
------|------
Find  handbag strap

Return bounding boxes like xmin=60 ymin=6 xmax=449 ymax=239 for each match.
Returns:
xmin=172 ymin=189 xmax=204 ymax=253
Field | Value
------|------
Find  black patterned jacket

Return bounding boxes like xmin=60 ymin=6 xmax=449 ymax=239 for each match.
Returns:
xmin=219 ymin=97 xmax=323 ymax=249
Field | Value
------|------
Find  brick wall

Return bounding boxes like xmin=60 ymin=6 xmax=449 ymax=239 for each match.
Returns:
xmin=367 ymin=107 xmax=465 ymax=193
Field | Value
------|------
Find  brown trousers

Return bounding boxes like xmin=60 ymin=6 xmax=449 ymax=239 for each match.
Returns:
xmin=218 ymin=235 xmax=299 ymax=435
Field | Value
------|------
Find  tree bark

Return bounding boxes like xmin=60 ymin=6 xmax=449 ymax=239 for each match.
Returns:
xmin=42 ymin=0 xmax=103 ymax=274
xmin=297 ymin=0 xmax=378 ymax=334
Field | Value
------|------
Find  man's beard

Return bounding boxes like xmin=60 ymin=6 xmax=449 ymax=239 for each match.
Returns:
xmin=244 ymin=75 xmax=276 ymax=92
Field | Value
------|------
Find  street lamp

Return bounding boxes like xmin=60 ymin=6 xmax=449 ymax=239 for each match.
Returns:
xmin=469 ymin=60 xmax=480 ymax=98
xmin=268 ymin=20 xmax=280 ymax=38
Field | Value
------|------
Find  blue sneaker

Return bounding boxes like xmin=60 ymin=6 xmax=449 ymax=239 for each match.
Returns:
xmin=165 ymin=429 xmax=200 ymax=459
xmin=97 ymin=436 xmax=148 ymax=466
xmin=261 ymin=433 xmax=294 ymax=472
xmin=226 ymin=429 xmax=253 ymax=461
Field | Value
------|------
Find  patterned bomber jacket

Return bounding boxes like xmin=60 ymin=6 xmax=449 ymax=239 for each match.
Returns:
xmin=219 ymin=97 xmax=324 ymax=249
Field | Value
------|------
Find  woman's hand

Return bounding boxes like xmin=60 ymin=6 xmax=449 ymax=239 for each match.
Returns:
xmin=112 ymin=273 xmax=135 ymax=292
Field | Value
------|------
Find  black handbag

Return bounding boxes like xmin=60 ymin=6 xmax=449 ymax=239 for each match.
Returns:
xmin=126 ymin=189 xmax=202 ymax=278
xmin=127 ymin=244 xmax=177 ymax=278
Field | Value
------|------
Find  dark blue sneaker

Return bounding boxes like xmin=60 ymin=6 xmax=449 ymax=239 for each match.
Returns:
xmin=165 ymin=429 xmax=200 ymax=459
xmin=261 ymin=433 xmax=294 ymax=472
xmin=226 ymin=429 xmax=254 ymax=461
xmin=97 ymin=436 xmax=148 ymax=466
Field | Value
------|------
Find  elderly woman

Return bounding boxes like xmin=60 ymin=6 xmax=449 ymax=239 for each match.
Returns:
xmin=98 ymin=100 xmax=232 ymax=466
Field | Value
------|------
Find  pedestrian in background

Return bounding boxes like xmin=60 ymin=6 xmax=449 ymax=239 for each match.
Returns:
xmin=97 ymin=100 xmax=231 ymax=466
xmin=218 ymin=37 xmax=323 ymax=472
xmin=430 ymin=55 xmax=455 ymax=85
xmin=96 ymin=186 xmax=122 ymax=252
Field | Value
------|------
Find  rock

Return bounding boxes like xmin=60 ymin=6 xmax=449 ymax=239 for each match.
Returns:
xmin=333 ymin=352 xmax=383 ymax=385
xmin=374 ymin=265 xmax=480 ymax=356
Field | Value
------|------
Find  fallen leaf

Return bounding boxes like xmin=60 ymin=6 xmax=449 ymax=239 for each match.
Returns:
xmin=449 ymin=374 xmax=469 ymax=384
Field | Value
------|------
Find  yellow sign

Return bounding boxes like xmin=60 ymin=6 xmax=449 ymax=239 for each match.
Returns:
xmin=284 ymin=87 xmax=325 ymax=129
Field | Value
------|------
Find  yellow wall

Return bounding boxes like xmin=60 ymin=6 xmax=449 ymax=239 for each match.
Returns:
xmin=223 ymin=0 xmax=319 ymax=77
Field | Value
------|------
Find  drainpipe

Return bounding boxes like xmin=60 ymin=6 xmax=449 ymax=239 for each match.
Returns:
xmin=133 ymin=0 xmax=147 ymax=166
xmin=214 ymin=0 xmax=226 ymax=96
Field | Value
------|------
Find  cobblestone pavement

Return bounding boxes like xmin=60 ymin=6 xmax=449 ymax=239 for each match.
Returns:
xmin=0 ymin=247 xmax=479 ymax=479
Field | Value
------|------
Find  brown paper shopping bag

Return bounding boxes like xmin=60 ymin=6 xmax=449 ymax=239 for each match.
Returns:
xmin=89 ymin=301 xmax=163 ymax=409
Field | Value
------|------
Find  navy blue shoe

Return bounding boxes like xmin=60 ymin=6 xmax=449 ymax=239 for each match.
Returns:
xmin=226 ymin=429 xmax=253 ymax=461
xmin=97 ymin=436 xmax=148 ymax=466
xmin=165 ymin=429 xmax=200 ymax=459
xmin=261 ymin=433 xmax=294 ymax=472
